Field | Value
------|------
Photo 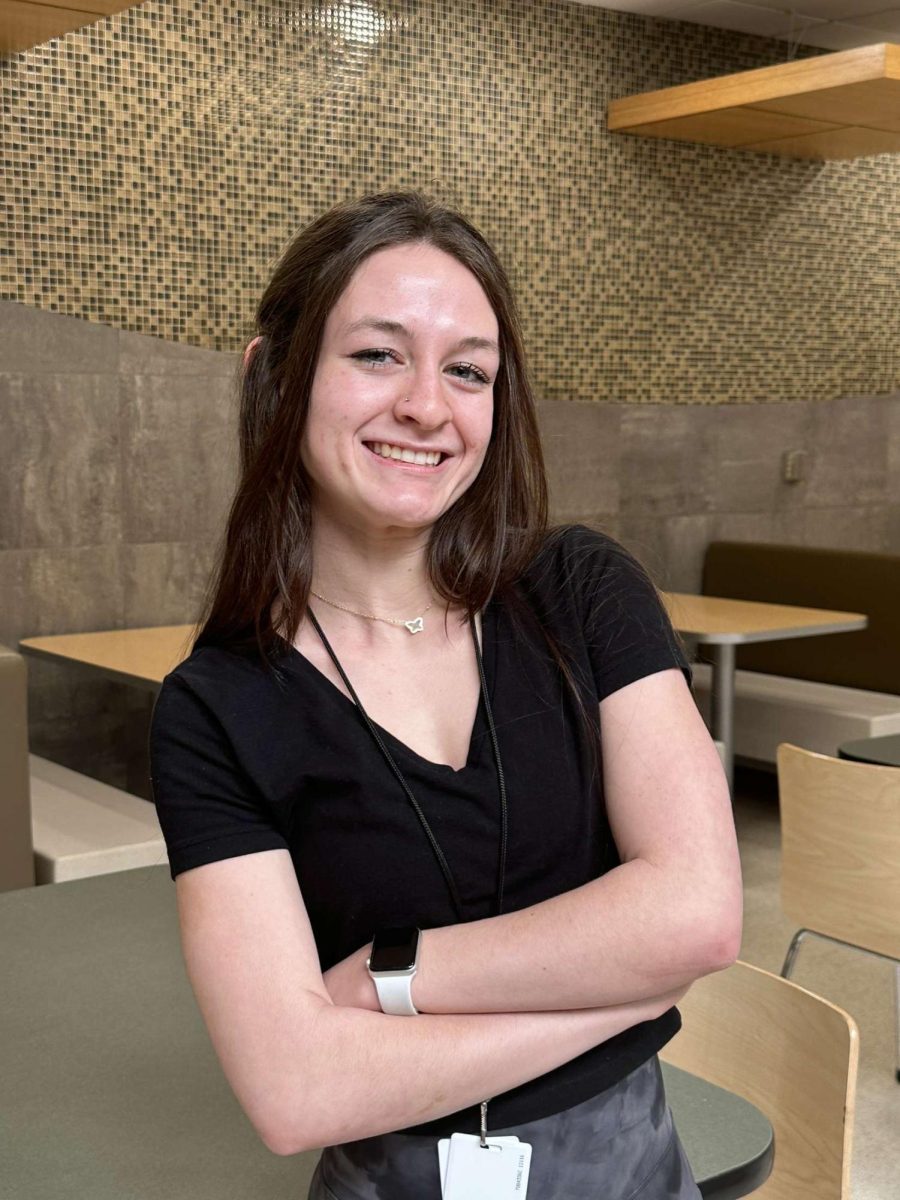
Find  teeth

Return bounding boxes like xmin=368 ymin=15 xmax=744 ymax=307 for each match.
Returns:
xmin=369 ymin=442 xmax=443 ymax=466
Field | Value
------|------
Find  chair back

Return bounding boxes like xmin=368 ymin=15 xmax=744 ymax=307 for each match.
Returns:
xmin=777 ymin=743 xmax=900 ymax=961
xmin=660 ymin=960 xmax=858 ymax=1200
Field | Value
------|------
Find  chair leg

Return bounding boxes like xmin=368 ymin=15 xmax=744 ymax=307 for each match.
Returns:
xmin=783 ymin=930 xmax=900 ymax=1082
xmin=781 ymin=929 xmax=809 ymax=979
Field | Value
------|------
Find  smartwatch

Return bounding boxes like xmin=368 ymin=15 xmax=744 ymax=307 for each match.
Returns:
xmin=366 ymin=926 xmax=421 ymax=1015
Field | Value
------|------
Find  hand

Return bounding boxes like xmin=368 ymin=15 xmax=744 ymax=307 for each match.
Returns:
xmin=322 ymin=942 xmax=382 ymax=1011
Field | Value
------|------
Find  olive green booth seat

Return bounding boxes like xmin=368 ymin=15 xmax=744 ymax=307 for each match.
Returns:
xmin=691 ymin=543 xmax=900 ymax=768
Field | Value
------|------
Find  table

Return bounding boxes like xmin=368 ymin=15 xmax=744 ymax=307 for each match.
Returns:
xmin=838 ymin=732 xmax=900 ymax=767
xmin=19 ymin=623 xmax=194 ymax=694
xmin=19 ymin=625 xmax=196 ymax=794
xmin=0 ymin=866 xmax=772 ymax=1200
xmin=21 ymin=596 xmax=868 ymax=792
xmin=663 ymin=593 xmax=867 ymax=790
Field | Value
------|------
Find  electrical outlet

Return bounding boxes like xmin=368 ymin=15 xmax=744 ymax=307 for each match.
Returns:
xmin=782 ymin=449 xmax=807 ymax=484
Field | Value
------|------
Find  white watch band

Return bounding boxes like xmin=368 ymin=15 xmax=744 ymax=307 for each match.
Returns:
xmin=371 ymin=971 xmax=419 ymax=1016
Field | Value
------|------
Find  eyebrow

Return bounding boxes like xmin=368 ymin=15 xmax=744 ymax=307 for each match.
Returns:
xmin=344 ymin=317 xmax=499 ymax=355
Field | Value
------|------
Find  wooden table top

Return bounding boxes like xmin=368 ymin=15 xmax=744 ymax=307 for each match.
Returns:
xmin=663 ymin=592 xmax=867 ymax=645
xmin=18 ymin=592 xmax=868 ymax=686
xmin=19 ymin=624 xmax=196 ymax=689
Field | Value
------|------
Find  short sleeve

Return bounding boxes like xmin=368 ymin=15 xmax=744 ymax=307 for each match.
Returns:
xmin=565 ymin=527 xmax=692 ymax=702
xmin=149 ymin=674 xmax=289 ymax=880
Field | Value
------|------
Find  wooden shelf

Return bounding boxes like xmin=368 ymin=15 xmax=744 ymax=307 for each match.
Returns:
xmin=1 ymin=0 xmax=139 ymax=54
xmin=608 ymin=43 xmax=900 ymax=161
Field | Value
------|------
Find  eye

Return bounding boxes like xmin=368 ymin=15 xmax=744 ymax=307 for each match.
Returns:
xmin=349 ymin=348 xmax=401 ymax=368
xmin=447 ymin=361 xmax=491 ymax=386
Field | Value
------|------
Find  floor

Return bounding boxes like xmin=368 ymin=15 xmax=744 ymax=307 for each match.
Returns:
xmin=731 ymin=767 xmax=898 ymax=1200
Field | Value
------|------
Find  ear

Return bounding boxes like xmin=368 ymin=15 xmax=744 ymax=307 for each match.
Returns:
xmin=243 ymin=334 xmax=263 ymax=368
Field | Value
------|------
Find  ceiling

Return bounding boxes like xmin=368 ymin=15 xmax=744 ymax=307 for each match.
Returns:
xmin=570 ymin=2 xmax=900 ymax=51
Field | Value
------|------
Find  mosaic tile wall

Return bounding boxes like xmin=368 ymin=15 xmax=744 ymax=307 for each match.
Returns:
xmin=2 ymin=0 xmax=899 ymax=403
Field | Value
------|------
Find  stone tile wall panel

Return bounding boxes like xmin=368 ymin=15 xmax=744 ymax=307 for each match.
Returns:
xmin=619 ymin=405 xmax=716 ymax=516
xmin=120 ymin=374 xmax=237 ymax=544
xmin=537 ymin=401 xmax=621 ymax=523
xmin=122 ymin=542 xmax=217 ymax=629
xmin=1 ymin=375 xmax=122 ymax=551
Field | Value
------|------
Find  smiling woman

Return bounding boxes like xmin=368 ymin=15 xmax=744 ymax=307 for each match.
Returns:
xmin=149 ymin=191 xmax=738 ymax=1200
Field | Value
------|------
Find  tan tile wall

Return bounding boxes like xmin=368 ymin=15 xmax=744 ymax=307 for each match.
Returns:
xmin=3 ymin=0 xmax=899 ymax=404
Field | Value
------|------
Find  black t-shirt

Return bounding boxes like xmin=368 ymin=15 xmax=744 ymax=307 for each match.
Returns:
xmin=149 ymin=525 xmax=691 ymax=1136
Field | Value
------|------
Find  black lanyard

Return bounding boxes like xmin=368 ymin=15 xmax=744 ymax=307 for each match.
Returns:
xmin=307 ymin=607 xmax=508 ymax=923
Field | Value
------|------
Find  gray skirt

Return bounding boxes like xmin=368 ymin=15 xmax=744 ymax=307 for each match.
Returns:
xmin=307 ymin=1056 xmax=701 ymax=1200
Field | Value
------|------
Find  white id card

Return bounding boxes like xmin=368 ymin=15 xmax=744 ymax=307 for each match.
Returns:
xmin=437 ymin=1132 xmax=532 ymax=1199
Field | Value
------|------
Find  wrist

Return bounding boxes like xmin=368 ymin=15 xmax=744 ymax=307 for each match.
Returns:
xmin=411 ymin=924 xmax=454 ymax=1013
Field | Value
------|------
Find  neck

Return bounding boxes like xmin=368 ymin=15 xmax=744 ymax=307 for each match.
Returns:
xmin=309 ymin=515 xmax=435 ymax=616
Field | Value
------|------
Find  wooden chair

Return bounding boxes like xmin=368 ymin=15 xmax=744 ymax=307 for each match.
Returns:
xmin=661 ymin=960 xmax=858 ymax=1200
xmin=777 ymin=742 xmax=900 ymax=1081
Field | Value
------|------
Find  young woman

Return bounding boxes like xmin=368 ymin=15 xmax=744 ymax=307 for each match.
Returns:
xmin=150 ymin=191 xmax=742 ymax=1200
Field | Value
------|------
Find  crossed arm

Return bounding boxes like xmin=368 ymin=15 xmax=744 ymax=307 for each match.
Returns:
xmin=177 ymin=668 xmax=741 ymax=1154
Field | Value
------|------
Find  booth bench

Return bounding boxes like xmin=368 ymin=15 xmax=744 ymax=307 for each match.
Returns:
xmin=0 ymin=644 xmax=165 ymax=891
xmin=690 ymin=543 xmax=900 ymax=769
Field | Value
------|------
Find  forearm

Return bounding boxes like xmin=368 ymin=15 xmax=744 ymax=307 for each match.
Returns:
xmin=414 ymin=857 xmax=742 ymax=1014
xmin=279 ymin=987 xmax=682 ymax=1154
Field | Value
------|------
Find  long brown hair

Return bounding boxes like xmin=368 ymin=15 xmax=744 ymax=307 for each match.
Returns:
xmin=196 ymin=190 xmax=548 ymax=657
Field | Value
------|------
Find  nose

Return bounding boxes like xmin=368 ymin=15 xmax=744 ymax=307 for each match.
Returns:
xmin=393 ymin=370 xmax=452 ymax=429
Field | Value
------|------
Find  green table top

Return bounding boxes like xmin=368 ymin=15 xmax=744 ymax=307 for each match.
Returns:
xmin=838 ymin=733 xmax=900 ymax=767
xmin=1 ymin=867 xmax=772 ymax=1199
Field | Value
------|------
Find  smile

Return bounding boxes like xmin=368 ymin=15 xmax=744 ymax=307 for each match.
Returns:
xmin=363 ymin=441 xmax=448 ymax=468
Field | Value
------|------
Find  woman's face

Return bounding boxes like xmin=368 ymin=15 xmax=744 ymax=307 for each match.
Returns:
xmin=301 ymin=241 xmax=500 ymax=539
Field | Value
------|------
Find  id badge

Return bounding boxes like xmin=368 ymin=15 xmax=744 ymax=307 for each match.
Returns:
xmin=438 ymin=1133 xmax=532 ymax=1199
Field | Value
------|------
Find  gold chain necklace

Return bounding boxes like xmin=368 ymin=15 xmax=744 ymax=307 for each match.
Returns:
xmin=309 ymin=589 xmax=434 ymax=635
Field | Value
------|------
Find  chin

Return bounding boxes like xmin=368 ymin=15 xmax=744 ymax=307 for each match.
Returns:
xmin=371 ymin=508 xmax=443 ymax=533
xmin=361 ymin=491 xmax=454 ymax=531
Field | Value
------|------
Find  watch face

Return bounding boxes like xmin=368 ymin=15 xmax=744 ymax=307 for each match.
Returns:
xmin=370 ymin=926 xmax=419 ymax=973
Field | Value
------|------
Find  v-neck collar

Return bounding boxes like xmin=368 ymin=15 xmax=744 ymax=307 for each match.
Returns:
xmin=279 ymin=601 xmax=497 ymax=777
